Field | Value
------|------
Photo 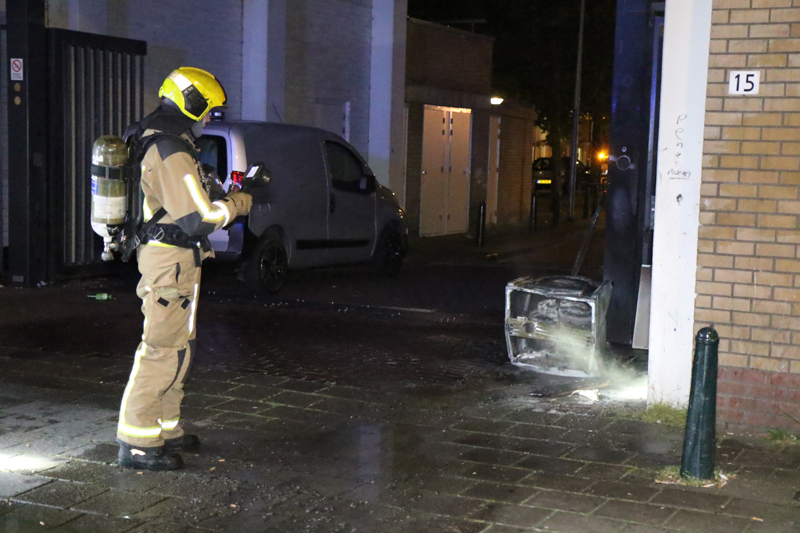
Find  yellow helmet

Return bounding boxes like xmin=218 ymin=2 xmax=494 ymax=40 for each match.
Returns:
xmin=158 ymin=67 xmax=227 ymax=121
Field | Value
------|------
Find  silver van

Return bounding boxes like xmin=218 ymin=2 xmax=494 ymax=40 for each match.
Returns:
xmin=196 ymin=121 xmax=408 ymax=293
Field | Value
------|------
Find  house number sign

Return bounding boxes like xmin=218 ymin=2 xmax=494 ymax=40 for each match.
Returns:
xmin=728 ymin=71 xmax=760 ymax=95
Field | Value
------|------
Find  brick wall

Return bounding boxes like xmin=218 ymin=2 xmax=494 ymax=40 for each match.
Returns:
xmin=496 ymin=116 xmax=534 ymax=226
xmin=285 ymin=0 xmax=372 ymax=155
xmin=699 ymin=0 xmax=800 ymax=432
xmin=406 ymin=18 xmax=493 ymax=96
xmin=718 ymin=367 xmax=800 ymax=430
xmin=125 ymin=0 xmax=244 ymax=119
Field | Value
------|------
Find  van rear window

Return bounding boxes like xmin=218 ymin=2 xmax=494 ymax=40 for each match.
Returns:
xmin=197 ymin=135 xmax=228 ymax=180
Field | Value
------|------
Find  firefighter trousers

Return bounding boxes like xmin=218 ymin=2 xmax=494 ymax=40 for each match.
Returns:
xmin=117 ymin=245 xmax=201 ymax=448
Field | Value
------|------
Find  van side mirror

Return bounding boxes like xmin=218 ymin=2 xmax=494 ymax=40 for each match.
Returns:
xmin=359 ymin=174 xmax=376 ymax=193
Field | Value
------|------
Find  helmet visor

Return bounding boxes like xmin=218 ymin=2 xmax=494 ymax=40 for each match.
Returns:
xmin=182 ymin=84 xmax=209 ymax=119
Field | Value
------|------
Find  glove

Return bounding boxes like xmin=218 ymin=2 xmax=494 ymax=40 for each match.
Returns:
xmin=224 ymin=191 xmax=252 ymax=217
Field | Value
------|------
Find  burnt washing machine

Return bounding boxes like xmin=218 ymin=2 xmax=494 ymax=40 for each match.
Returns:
xmin=505 ymin=276 xmax=613 ymax=377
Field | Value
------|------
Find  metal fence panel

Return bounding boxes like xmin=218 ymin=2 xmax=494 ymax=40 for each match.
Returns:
xmin=48 ymin=29 xmax=145 ymax=271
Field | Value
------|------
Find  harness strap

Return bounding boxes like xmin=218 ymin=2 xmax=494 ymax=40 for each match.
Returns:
xmin=140 ymin=219 xmax=210 ymax=267
xmin=138 ymin=208 xmax=168 ymax=242
xmin=119 ymin=131 xmax=203 ymax=263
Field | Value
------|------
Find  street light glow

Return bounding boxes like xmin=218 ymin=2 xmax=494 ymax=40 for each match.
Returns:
xmin=490 ymin=97 xmax=504 ymax=105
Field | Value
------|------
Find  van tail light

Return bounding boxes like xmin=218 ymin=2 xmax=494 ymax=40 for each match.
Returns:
xmin=230 ymin=170 xmax=244 ymax=188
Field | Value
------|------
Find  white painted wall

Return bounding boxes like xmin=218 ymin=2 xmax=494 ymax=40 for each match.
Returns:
xmin=265 ymin=0 xmax=287 ymax=124
xmin=29 ymin=0 xmax=407 ymax=213
xmin=242 ymin=0 xmax=286 ymax=122
xmin=648 ymin=0 xmax=713 ymax=406
xmin=242 ymin=0 xmax=269 ymax=121
xmin=369 ymin=0 xmax=407 ymax=189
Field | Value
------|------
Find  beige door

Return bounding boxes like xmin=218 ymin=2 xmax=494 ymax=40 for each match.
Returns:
xmin=420 ymin=108 xmax=447 ymax=235
xmin=420 ymin=106 xmax=472 ymax=236
xmin=447 ymin=110 xmax=471 ymax=233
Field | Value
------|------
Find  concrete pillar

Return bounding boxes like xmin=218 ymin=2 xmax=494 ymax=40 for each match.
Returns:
xmin=242 ymin=0 xmax=285 ymax=122
xmin=368 ymin=0 xmax=407 ymax=190
xmin=242 ymin=0 xmax=267 ymax=120
xmin=648 ymin=0 xmax=713 ymax=406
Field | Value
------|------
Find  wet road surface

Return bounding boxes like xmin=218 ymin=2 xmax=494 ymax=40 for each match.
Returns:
xmin=0 ymin=223 xmax=798 ymax=532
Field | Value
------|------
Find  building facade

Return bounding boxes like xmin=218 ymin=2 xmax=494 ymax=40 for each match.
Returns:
xmin=696 ymin=0 xmax=800 ymax=431
xmin=404 ymin=18 xmax=494 ymax=236
xmin=644 ymin=0 xmax=800 ymax=432
xmin=404 ymin=19 xmax=539 ymax=236
xmin=0 ymin=0 xmax=407 ymax=285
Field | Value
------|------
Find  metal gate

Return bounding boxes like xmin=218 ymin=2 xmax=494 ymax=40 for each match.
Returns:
xmin=48 ymin=29 xmax=146 ymax=274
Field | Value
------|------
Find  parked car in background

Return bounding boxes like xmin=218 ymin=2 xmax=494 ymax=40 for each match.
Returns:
xmin=196 ymin=120 xmax=408 ymax=293
xmin=532 ymin=157 xmax=592 ymax=193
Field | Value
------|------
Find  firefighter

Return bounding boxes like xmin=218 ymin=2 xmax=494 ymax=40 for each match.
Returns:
xmin=117 ymin=67 xmax=252 ymax=470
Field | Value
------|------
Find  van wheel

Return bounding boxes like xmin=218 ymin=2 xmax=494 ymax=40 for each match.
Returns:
xmin=372 ymin=228 xmax=404 ymax=276
xmin=245 ymin=234 xmax=288 ymax=293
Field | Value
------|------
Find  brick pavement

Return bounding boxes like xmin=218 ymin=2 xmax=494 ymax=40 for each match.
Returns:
xmin=0 ymin=221 xmax=798 ymax=532
xmin=0 ymin=341 xmax=798 ymax=532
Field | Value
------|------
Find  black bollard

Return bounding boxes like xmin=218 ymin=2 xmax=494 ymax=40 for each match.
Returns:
xmin=477 ymin=201 xmax=486 ymax=248
xmin=680 ymin=326 xmax=719 ymax=480
xmin=529 ymin=186 xmax=538 ymax=234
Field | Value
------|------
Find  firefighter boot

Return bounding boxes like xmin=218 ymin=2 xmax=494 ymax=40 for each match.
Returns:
xmin=118 ymin=441 xmax=184 ymax=471
xmin=164 ymin=434 xmax=201 ymax=453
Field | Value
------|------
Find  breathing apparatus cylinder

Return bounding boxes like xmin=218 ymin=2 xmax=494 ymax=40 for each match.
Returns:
xmin=90 ymin=136 xmax=128 ymax=260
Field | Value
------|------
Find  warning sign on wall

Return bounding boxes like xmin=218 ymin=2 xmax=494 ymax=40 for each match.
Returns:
xmin=10 ymin=58 xmax=24 ymax=81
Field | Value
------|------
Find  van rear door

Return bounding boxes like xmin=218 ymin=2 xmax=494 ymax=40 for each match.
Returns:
xmin=196 ymin=133 xmax=232 ymax=253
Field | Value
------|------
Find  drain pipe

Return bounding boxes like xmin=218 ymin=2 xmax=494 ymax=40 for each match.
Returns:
xmin=680 ymin=326 xmax=719 ymax=480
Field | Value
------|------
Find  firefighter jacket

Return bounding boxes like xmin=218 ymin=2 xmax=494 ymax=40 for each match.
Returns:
xmin=137 ymin=130 xmax=250 ymax=260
